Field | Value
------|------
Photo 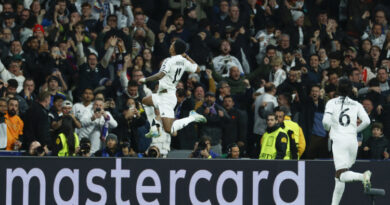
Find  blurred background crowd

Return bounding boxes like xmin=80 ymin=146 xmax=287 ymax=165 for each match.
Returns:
xmin=0 ymin=0 xmax=389 ymax=160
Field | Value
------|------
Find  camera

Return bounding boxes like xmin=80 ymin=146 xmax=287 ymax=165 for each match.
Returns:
xmin=147 ymin=149 xmax=159 ymax=158
xmin=79 ymin=143 xmax=91 ymax=155
xmin=193 ymin=141 xmax=208 ymax=158
xmin=146 ymin=146 xmax=160 ymax=158
xmin=32 ymin=146 xmax=45 ymax=156
xmin=121 ymin=142 xmax=130 ymax=149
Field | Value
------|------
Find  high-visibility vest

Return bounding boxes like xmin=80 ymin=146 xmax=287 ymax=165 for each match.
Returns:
xmin=283 ymin=120 xmax=300 ymax=159
xmin=58 ymin=133 xmax=79 ymax=157
xmin=259 ymin=127 xmax=290 ymax=160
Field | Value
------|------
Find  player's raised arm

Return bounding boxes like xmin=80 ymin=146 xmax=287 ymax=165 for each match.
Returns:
xmin=182 ymin=53 xmax=201 ymax=73
xmin=357 ymin=103 xmax=370 ymax=133
xmin=139 ymin=57 xmax=169 ymax=84
xmin=139 ymin=71 xmax=166 ymax=84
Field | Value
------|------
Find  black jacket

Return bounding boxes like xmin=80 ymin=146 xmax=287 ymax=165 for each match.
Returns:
xmin=112 ymin=113 xmax=147 ymax=152
xmin=298 ymin=97 xmax=325 ymax=142
xmin=22 ymin=102 xmax=50 ymax=149
xmin=284 ymin=25 xmax=309 ymax=50
xmin=361 ymin=136 xmax=389 ymax=159
xmin=76 ymin=64 xmax=109 ymax=95
xmin=196 ymin=103 xmax=229 ymax=145
xmin=172 ymin=98 xmax=197 ymax=149
xmin=222 ymin=108 xmax=246 ymax=152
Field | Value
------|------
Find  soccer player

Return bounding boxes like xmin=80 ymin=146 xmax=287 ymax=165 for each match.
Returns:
xmin=138 ymin=39 xmax=206 ymax=137
xmin=322 ymin=79 xmax=372 ymax=205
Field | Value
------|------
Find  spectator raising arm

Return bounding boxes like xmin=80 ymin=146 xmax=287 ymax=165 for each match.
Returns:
xmin=76 ymin=32 xmax=86 ymax=66
xmin=101 ymin=36 xmax=118 ymax=69
xmin=160 ymin=10 xmax=172 ymax=33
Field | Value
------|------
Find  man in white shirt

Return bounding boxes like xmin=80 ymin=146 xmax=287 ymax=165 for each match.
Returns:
xmin=212 ymin=40 xmax=245 ymax=77
xmin=0 ymin=59 xmax=25 ymax=93
xmin=253 ymin=82 xmax=278 ymax=136
xmin=79 ymin=98 xmax=117 ymax=154
xmin=72 ymin=88 xmax=94 ymax=130
xmin=361 ymin=24 xmax=386 ymax=49
xmin=139 ymin=39 xmax=206 ymax=137
xmin=322 ymin=79 xmax=372 ymax=205
xmin=254 ymin=22 xmax=276 ymax=64
xmin=269 ymin=56 xmax=286 ymax=87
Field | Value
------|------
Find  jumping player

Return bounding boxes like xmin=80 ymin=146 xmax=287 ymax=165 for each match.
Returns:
xmin=322 ymin=79 xmax=372 ymax=205
xmin=138 ymin=39 xmax=206 ymax=137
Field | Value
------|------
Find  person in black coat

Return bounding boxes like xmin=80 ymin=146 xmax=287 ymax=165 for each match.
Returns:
xmin=196 ymin=91 xmax=229 ymax=155
xmin=297 ymin=85 xmax=328 ymax=159
xmin=171 ymin=88 xmax=197 ymax=149
xmin=277 ymin=67 xmax=306 ymax=97
xmin=360 ymin=123 xmax=390 ymax=160
xmin=23 ymin=36 xmax=47 ymax=88
xmin=42 ymin=45 xmax=74 ymax=87
xmin=284 ymin=11 xmax=309 ymax=51
xmin=222 ymin=95 xmax=246 ymax=154
xmin=112 ymin=98 xmax=146 ymax=153
xmin=75 ymin=53 xmax=109 ymax=97
xmin=22 ymin=91 xmax=51 ymax=151
xmin=377 ymin=96 xmax=390 ymax=138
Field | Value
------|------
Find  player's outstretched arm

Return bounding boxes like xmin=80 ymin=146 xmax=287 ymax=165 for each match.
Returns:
xmin=182 ymin=53 xmax=201 ymax=73
xmin=139 ymin=71 xmax=166 ymax=84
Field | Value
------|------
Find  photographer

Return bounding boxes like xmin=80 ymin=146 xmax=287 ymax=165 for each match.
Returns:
xmin=27 ymin=141 xmax=46 ymax=156
xmin=190 ymin=136 xmax=218 ymax=159
xmin=112 ymin=98 xmax=146 ymax=153
xmin=139 ymin=145 xmax=160 ymax=158
xmin=79 ymin=98 xmax=118 ymax=154
xmin=119 ymin=139 xmax=136 ymax=157
xmin=78 ymin=138 xmax=92 ymax=157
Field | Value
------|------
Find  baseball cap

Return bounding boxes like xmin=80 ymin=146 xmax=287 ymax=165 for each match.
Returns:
xmin=33 ymin=24 xmax=45 ymax=34
xmin=62 ymin=100 xmax=73 ymax=108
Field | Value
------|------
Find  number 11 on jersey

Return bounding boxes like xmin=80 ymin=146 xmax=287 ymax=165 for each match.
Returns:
xmin=172 ymin=68 xmax=182 ymax=83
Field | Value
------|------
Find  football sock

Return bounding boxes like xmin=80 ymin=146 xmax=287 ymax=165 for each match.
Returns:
xmin=331 ymin=178 xmax=345 ymax=205
xmin=143 ymin=105 xmax=155 ymax=124
xmin=170 ymin=116 xmax=195 ymax=134
xmin=339 ymin=171 xmax=364 ymax=182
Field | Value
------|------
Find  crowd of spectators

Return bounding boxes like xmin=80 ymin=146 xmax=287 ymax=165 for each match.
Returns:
xmin=0 ymin=0 xmax=390 ymax=160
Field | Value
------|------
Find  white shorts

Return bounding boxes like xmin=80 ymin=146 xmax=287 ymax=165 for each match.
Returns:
xmin=151 ymin=91 xmax=177 ymax=118
xmin=332 ymin=137 xmax=358 ymax=170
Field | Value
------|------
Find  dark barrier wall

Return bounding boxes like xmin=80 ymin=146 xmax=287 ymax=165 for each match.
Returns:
xmin=0 ymin=157 xmax=389 ymax=205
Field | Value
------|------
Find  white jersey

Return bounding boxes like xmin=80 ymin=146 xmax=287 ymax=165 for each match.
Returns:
xmin=72 ymin=102 xmax=93 ymax=121
xmin=322 ymin=96 xmax=370 ymax=140
xmin=159 ymin=55 xmax=198 ymax=92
